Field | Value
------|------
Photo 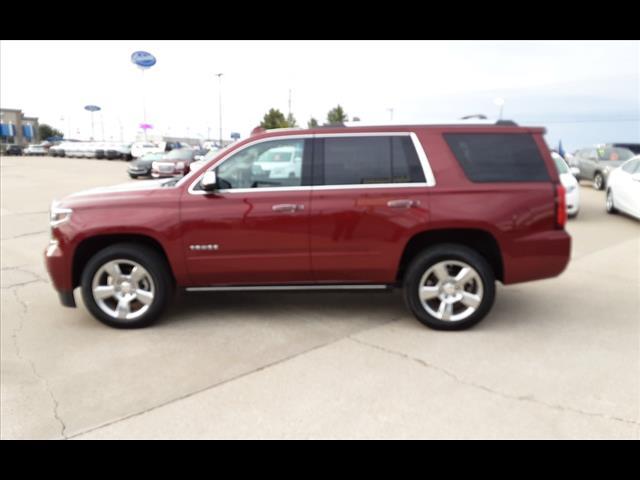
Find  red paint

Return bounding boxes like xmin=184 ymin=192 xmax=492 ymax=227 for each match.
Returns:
xmin=45 ymin=124 xmax=571 ymax=299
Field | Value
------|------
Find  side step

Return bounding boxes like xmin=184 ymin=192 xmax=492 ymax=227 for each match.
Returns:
xmin=185 ymin=284 xmax=391 ymax=292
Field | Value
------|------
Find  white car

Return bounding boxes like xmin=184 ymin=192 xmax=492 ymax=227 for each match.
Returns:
xmin=606 ymin=156 xmax=640 ymax=220
xmin=552 ymin=152 xmax=580 ymax=218
xmin=24 ymin=143 xmax=48 ymax=156
xmin=131 ymin=142 xmax=162 ymax=159
xmin=251 ymin=145 xmax=302 ymax=180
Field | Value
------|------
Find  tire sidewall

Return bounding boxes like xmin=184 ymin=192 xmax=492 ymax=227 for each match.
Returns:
xmin=403 ymin=245 xmax=496 ymax=330
xmin=80 ymin=244 xmax=171 ymax=328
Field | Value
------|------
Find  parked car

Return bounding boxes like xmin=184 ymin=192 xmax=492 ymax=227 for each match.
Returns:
xmin=128 ymin=152 xmax=165 ymax=178
xmin=606 ymin=156 xmax=640 ymax=220
xmin=251 ymin=144 xmax=302 ymax=180
xmin=44 ymin=121 xmax=571 ymax=330
xmin=151 ymin=148 xmax=198 ymax=178
xmin=4 ymin=144 xmax=23 ymax=156
xmin=574 ymin=145 xmax=635 ymax=190
xmin=552 ymin=152 xmax=580 ymax=218
xmin=131 ymin=142 xmax=161 ymax=159
xmin=609 ymin=143 xmax=640 ymax=155
xmin=105 ymin=143 xmax=133 ymax=161
xmin=193 ymin=148 xmax=209 ymax=162
xmin=24 ymin=143 xmax=48 ymax=156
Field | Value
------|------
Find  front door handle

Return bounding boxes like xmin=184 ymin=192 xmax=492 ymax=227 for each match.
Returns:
xmin=272 ymin=204 xmax=304 ymax=212
xmin=387 ymin=199 xmax=420 ymax=208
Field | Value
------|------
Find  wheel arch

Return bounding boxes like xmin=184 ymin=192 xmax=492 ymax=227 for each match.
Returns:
xmin=396 ymin=228 xmax=504 ymax=284
xmin=72 ymin=234 xmax=176 ymax=289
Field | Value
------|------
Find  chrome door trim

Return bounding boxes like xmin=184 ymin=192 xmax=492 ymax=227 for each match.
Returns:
xmin=185 ymin=131 xmax=437 ymax=195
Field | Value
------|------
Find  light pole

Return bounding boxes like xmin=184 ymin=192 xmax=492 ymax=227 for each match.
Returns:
xmin=216 ymin=73 xmax=223 ymax=146
xmin=387 ymin=108 xmax=394 ymax=122
xmin=494 ymin=97 xmax=505 ymax=120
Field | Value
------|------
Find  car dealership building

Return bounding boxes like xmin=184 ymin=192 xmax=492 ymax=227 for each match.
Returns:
xmin=0 ymin=108 xmax=39 ymax=149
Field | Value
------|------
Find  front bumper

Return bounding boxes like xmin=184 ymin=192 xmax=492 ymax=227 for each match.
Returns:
xmin=44 ymin=240 xmax=75 ymax=306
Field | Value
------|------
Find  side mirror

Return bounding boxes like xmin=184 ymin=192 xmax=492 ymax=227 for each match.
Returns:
xmin=201 ymin=171 xmax=218 ymax=191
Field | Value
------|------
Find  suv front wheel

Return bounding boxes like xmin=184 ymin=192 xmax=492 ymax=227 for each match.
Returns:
xmin=80 ymin=243 xmax=172 ymax=328
xmin=403 ymin=244 xmax=496 ymax=330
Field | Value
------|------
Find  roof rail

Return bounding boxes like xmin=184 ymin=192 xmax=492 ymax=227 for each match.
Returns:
xmin=495 ymin=120 xmax=518 ymax=126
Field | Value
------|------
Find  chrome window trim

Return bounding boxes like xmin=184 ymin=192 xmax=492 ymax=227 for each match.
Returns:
xmin=185 ymin=131 xmax=436 ymax=195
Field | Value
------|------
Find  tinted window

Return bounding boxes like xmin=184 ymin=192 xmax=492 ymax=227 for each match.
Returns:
xmin=322 ymin=136 xmax=425 ymax=185
xmin=444 ymin=133 xmax=550 ymax=182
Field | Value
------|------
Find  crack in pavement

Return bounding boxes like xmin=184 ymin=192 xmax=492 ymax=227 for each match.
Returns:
xmin=1 ymin=230 xmax=48 ymax=241
xmin=1 ymin=265 xmax=49 ymax=290
xmin=10 ymin=286 xmax=68 ymax=439
xmin=68 ymin=315 xmax=404 ymax=439
xmin=349 ymin=336 xmax=640 ymax=428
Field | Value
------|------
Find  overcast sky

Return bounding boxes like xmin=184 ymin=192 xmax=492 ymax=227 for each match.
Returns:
xmin=1 ymin=40 xmax=638 ymax=151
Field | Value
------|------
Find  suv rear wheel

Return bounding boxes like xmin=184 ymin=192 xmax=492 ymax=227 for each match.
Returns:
xmin=80 ymin=243 xmax=172 ymax=328
xmin=403 ymin=244 xmax=496 ymax=330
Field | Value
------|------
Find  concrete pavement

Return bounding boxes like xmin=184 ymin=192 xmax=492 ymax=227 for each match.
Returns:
xmin=1 ymin=155 xmax=638 ymax=439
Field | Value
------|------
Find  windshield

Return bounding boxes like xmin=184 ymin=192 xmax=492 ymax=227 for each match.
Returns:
xmin=201 ymin=143 xmax=233 ymax=163
xmin=140 ymin=153 xmax=164 ymax=161
xmin=552 ymin=154 xmax=569 ymax=174
xmin=596 ymin=146 xmax=634 ymax=162
xmin=165 ymin=149 xmax=193 ymax=160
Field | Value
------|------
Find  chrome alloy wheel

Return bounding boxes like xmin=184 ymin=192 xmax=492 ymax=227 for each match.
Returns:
xmin=91 ymin=259 xmax=155 ymax=321
xmin=418 ymin=260 xmax=484 ymax=322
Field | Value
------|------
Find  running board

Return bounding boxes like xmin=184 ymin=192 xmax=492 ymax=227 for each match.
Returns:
xmin=185 ymin=284 xmax=391 ymax=292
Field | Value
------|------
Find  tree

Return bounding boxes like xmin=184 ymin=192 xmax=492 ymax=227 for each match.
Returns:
xmin=307 ymin=117 xmax=319 ymax=128
xmin=260 ymin=108 xmax=290 ymax=129
xmin=38 ymin=124 xmax=64 ymax=141
xmin=326 ymin=105 xmax=348 ymax=125
xmin=286 ymin=113 xmax=298 ymax=128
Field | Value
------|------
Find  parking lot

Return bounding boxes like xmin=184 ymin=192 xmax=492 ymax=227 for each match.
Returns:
xmin=1 ymin=154 xmax=638 ymax=439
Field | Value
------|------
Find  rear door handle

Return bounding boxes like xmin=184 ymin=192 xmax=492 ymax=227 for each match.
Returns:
xmin=387 ymin=199 xmax=420 ymax=208
xmin=272 ymin=204 xmax=304 ymax=212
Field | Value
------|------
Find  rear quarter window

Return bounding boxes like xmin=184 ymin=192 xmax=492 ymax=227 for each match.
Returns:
xmin=444 ymin=133 xmax=550 ymax=182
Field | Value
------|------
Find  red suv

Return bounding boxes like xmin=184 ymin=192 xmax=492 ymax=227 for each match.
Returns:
xmin=45 ymin=122 xmax=571 ymax=330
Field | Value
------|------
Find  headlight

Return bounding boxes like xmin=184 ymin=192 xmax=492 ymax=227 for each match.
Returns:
xmin=152 ymin=161 xmax=159 ymax=170
xmin=176 ymin=161 xmax=185 ymax=170
xmin=50 ymin=202 xmax=72 ymax=228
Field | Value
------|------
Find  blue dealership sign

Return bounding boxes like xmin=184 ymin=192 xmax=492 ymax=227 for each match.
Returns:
xmin=84 ymin=105 xmax=101 ymax=112
xmin=131 ymin=51 xmax=157 ymax=68
xmin=230 ymin=132 xmax=241 ymax=140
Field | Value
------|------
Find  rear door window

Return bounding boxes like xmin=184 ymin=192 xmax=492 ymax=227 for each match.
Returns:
xmin=319 ymin=135 xmax=425 ymax=186
xmin=444 ymin=133 xmax=550 ymax=182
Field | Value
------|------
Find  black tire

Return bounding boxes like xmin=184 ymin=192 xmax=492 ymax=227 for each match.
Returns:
xmin=80 ymin=243 xmax=173 ymax=328
xmin=568 ymin=210 xmax=579 ymax=219
xmin=129 ymin=173 xmax=139 ymax=179
xmin=593 ymin=172 xmax=605 ymax=190
xmin=403 ymin=244 xmax=496 ymax=330
xmin=606 ymin=189 xmax=617 ymax=214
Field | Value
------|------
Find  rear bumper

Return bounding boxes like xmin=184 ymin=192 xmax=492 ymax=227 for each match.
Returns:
xmin=503 ymin=230 xmax=571 ymax=284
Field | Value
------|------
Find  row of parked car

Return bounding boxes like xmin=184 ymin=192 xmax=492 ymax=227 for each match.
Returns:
xmin=555 ymin=143 xmax=640 ymax=220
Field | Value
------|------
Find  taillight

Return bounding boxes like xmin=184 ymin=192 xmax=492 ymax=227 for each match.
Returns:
xmin=555 ymin=183 xmax=566 ymax=229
